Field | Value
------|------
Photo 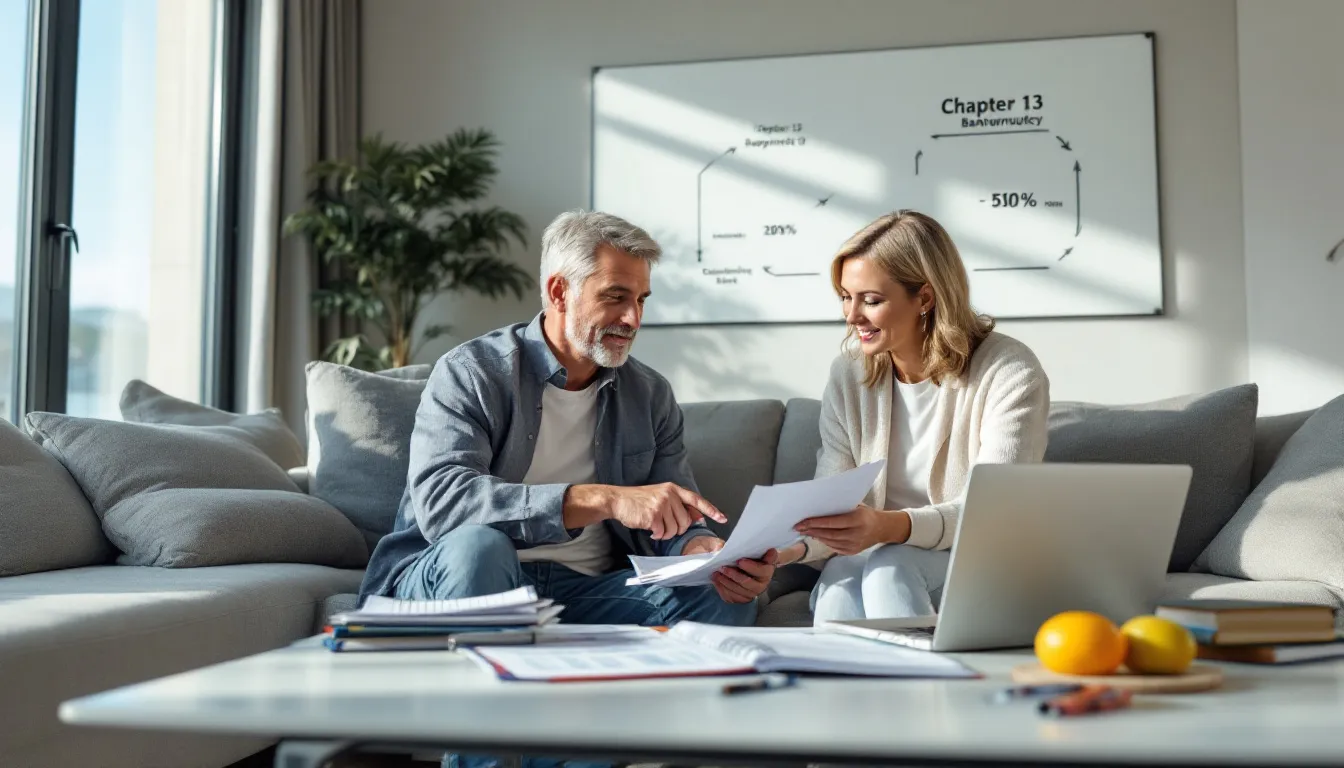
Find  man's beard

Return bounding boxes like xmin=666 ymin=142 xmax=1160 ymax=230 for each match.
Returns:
xmin=566 ymin=310 xmax=636 ymax=368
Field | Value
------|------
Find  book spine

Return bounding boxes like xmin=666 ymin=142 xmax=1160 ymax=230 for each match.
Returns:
xmin=1195 ymin=645 xmax=1275 ymax=664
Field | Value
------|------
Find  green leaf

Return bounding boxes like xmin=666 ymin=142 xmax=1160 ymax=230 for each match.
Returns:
xmin=323 ymin=335 xmax=386 ymax=371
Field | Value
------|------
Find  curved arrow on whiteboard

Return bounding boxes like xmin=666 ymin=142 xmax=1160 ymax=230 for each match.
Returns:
xmin=763 ymin=266 xmax=820 ymax=278
xmin=1074 ymin=161 xmax=1082 ymax=237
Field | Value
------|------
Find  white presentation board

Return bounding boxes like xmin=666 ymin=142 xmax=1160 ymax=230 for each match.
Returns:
xmin=591 ymin=34 xmax=1162 ymax=325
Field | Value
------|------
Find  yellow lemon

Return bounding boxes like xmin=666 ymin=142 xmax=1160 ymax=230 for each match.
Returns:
xmin=1035 ymin=611 xmax=1128 ymax=676
xmin=1121 ymin=615 xmax=1197 ymax=675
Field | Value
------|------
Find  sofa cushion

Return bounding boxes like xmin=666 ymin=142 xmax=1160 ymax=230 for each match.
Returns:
xmin=0 ymin=563 xmax=362 ymax=767
xmin=1194 ymin=394 xmax=1344 ymax=591
xmin=1045 ymin=384 xmax=1258 ymax=572
xmin=105 ymin=489 xmax=368 ymax=568
xmin=1250 ymin=408 xmax=1315 ymax=488
xmin=120 ymin=379 xmax=304 ymax=470
xmin=1161 ymin=573 xmax=1344 ymax=622
xmin=681 ymin=399 xmax=786 ymax=537
xmin=0 ymin=419 xmax=112 ymax=576
xmin=756 ymin=590 xmax=813 ymax=627
xmin=376 ymin=363 xmax=433 ymax=380
xmin=305 ymin=362 xmax=431 ymax=550
xmin=773 ymin=398 xmax=823 ymax=484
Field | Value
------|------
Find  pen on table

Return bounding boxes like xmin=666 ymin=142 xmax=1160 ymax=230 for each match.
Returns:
xmin=721 ymin=673 xmax=797 ymax=696
xmin=1038 ymin=685 xmax=1133 ymax=718
xmin=991 ymin=683 xmax=1084 ymax=704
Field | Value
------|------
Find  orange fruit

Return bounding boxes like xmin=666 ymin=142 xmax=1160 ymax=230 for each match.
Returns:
xmin=1034 ymin=611 xmax=1128 ymax=676
xmin=1121 ymin=616 xmax=1197 ymax=674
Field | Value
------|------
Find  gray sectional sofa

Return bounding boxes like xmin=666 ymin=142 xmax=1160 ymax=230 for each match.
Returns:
xmin=1 ymin=364 xmax=1341 ymax=768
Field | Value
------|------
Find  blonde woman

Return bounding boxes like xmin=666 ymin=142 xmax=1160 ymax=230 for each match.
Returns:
xmin=775 ymin=210 xmax=1050 ymax=623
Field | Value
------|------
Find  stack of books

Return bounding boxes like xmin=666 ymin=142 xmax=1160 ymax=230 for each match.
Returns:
xmin=323 ymin=586 xmax=563 ymax=652
xmin=1155 ymin=599 xmax=1342 ymax=664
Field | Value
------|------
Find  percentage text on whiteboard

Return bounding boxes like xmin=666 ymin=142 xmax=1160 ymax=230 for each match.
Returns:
xmin=991 ymin=192 xmax=1039 ymax=208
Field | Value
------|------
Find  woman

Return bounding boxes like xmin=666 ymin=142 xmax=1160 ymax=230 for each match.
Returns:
xmin=776 ymin=210 xmax=1050 ymax=623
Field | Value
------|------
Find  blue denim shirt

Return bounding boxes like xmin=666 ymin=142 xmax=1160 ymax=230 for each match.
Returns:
xmin=359 ymin=313 xmax=717 ymax=602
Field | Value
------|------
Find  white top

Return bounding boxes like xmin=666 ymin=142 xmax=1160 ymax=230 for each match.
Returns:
xmin=807 ymin=332 xmax=1050 ymax=559
xmin=516 ymin=383 xmax=613 ymax=576
xmin=885 ymin=376 xmax=939 ymax=511
xmin=57 ymin=640 xmax=1344 ymax=766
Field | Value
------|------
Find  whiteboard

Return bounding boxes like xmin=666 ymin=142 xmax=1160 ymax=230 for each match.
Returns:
xmin=591 ymin=34 xmax=1163 ymax=325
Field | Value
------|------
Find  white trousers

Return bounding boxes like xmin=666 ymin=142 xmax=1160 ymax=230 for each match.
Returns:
xmin=810 ymin=544 xmax=951 ymax=625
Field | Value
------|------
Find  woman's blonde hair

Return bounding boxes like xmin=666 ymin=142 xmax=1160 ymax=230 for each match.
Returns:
xmin=831 ymin=210 xmax=995 ymax=387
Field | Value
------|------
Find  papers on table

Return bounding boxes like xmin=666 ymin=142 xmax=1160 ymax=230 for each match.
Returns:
xmin=466 ymin=634 xmax=753 ymax=682
xmin=329 ymin=586 xmax=562 ymax=628
xmin=465 ymin=622 xmax=978 ymax=682
xmin=626 ymin=461 xmax=885 ymax=587
xmin=666 ymin=622 xmax=976 ymax=678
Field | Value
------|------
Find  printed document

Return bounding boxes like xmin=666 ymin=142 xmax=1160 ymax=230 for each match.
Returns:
xmin=626 ymin=461 xmax=884 ymax=587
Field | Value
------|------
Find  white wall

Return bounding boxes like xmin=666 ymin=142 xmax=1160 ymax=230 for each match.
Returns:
xmin=1237 ymin=0 xmax=1344 ymax=416
xmin=363 ymin=0 xmax=1247 ymax=405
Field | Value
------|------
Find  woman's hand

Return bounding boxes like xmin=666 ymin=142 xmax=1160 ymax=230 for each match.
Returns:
xmin=794 ymin=505 xmax=911 ymax=556
xmin=776 ymin=541 xmax=808 ymax=565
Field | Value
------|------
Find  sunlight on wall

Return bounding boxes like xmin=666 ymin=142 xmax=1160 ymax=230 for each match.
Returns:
xmin=594 ymin=79 xmax=884 ymax=203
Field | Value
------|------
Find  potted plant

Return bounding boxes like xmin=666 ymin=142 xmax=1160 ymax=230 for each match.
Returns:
xmin=284 ymin=129 xmax=532 ymax=370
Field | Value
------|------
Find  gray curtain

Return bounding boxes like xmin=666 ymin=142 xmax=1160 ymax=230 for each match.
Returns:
xmin=241 ymin=0 xmax=361 ymax=442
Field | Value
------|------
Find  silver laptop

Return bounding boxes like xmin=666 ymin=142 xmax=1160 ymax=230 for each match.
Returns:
xmin=824 ymin=462 xmax=1193 ymax=652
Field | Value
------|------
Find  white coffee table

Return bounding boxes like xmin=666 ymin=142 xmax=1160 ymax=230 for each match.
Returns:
xmin=59 ymin=638 xmax=1344 ymax=767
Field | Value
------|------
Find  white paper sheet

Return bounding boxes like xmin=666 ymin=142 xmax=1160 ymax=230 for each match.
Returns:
xmin=358 ymin=586 xmax=541 ymax=616
xmin=626 ymin=461 xmax=884 ymax=587
xmin=466 ymin=635 xmax=752 ymax=681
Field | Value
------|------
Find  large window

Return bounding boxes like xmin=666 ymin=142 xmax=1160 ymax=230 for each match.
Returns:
xmin=5 ymin=0 xmax=235 ymax=422
xmin=1 ymin=0 xmax=31 ymax=423
xmin=67 ymin=0 xmax=215 ymax=418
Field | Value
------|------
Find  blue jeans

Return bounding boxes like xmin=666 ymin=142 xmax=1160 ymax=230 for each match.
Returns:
xmin=395 ymin=525 xmax=758 ymax=768
xmin=810 ymin=544 xmax=951 ymax=625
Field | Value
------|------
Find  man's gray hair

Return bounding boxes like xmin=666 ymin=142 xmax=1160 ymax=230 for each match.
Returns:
xmin=538 ymin=210 xmax=661 ymax=307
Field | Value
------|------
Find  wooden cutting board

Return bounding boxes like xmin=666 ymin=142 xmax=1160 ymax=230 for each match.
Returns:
xmin=1011 ymin=663 xmax=1224 ymax=693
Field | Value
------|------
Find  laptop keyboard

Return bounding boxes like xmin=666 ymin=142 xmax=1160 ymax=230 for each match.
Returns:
xmin=899 ymin=626 xmax=936 ymax=638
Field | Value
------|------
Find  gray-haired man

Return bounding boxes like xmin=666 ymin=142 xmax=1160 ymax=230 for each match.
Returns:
xmin=359 ymin=210 xmax=777 ymax=627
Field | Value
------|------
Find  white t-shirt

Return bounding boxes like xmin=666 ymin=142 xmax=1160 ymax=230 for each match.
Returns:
xmin=885 ymin=377 xmax=940 ymax=511
xmin=515 ymin=383 xmax=614 ymax=576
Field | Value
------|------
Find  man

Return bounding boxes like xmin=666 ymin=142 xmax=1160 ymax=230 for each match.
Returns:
xmin=359 ymin=210 xmax=777 ymax=626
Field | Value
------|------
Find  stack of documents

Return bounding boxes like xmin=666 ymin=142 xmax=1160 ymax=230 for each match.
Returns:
xmin=627 ymin=461 xmax=884 ymax=587
xmin=323 ymin=586 xmax=563 ymax=652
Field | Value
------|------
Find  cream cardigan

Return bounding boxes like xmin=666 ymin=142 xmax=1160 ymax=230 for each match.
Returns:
xmin=803 ymin=332 xmax=1050 ymax=562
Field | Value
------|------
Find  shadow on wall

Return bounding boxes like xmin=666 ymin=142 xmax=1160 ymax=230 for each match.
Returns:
xmin=633 ymin=251 xmax=834 ymax=403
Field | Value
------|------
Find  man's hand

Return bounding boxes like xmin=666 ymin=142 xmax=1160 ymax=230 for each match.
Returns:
xmin=795 ymin=504 xmax=910 ymax=556
xmin=606 ymin=483 xmax=728 ymax=540
xmin=684 ymin=538 xmax=778 ymax=605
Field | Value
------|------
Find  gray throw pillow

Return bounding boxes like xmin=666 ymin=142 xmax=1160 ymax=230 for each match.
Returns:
xmin=1195 ymin=394 xmax=1344 ymax=589
xmin=681 ymin=400 xmax=786 ymax=537
xmin=0 ymin=418 xmax=113 ymax=575
xmin=25 ymin=413 xmax=300 ymax=512
xmin=120 ymin=379 xmax=304 ymax=470
xmin=106 ymin=488 xmax=368 ymax=568
xmin=305 ymin=361 xmax=430 ymax=550
xmin=377 ymin=364 xmax=433 ymax=380
xmin=1045 ymin=384 xmax=1258 ymax=572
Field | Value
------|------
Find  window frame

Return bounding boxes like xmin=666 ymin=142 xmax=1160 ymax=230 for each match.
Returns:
xmin=12 ymin=0 xmax=245 ymax=421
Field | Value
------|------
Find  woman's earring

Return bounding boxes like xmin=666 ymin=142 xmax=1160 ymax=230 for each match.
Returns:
xmin=921 ymin=310 xmax=929 ymax=332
